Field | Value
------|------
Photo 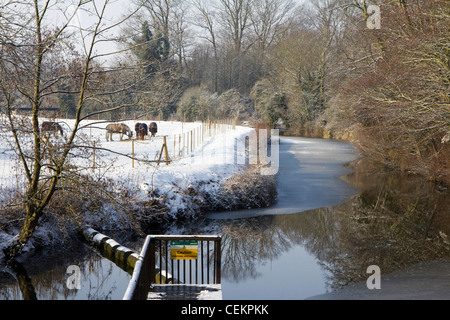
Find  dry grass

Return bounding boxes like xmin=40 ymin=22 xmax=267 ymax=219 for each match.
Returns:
xmin=201 ymin=165 xmax=277 ymax=213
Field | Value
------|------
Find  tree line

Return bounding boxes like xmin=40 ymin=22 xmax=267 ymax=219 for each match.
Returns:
xmin=125 ymin=0 xmax=449 ymax=185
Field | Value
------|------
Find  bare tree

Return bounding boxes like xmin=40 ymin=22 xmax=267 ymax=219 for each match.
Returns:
xmin=216 ymin=0 xmax=253 ymax=54
xmin=0 ymin=0 xmax=142 ymax=261
xmin=250 ymin=0 xmax=296 ymax=62
xmin=191 ymin=0 xmax=221 ymax=92
xmin=328 ymin=0 xmax=450 ymax=182
xmin=189 ymin=0 xmax=298 ymax=93
xmin=170 ymin=1 xmax=192 ymax=69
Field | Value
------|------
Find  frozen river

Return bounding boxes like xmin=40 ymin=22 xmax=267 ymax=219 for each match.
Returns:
xmin=207 ymin=137 xmax=360 ymax=219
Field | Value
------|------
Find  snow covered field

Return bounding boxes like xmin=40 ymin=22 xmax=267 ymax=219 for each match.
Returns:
xmin=0 ymin=117 xmax=256 ymax=219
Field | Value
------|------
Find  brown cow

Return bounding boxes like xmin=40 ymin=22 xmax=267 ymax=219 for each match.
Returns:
xmin=106 ymin=124 xmax=133 ymax=141
xmin=41 ymin=122 xmax=64 ymax=138
xmin=135 ymin=123 xmax=148 ymax=140
xmin=149 ymin=122 xmax=158 ymax=138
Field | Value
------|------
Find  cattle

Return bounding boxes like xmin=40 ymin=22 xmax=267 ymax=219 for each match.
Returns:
xmin=135 ymin=123 xmax=149 ymax=140
xmin=149 ymin=122 xmax=158 ymax=138
xmin=41 ymin=122 xmax=64 ymax=138
xmin=105 ymin=124 xmax=133 ymax=142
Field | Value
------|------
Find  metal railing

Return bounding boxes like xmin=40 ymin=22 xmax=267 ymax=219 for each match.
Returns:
xmin=123 ymin=235 xmax=222 ymax=300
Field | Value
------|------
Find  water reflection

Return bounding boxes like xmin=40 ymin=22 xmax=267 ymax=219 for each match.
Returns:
xmin=1 ymin=155 xmax=449 ymax=300
xmin=0 ymin=243 xmax=133 ymax=300
xmin=8 ymin=260 xmax=37 ymax=300
xmin=178 ymin=158 xmax=450 ymax=296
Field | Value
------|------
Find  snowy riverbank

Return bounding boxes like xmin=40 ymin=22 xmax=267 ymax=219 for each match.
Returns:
xmin=0 ymin=118 xmax=277 ymax=259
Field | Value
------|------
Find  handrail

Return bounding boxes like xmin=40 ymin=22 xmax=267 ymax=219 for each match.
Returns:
xmin=123 ymin=235 xmax=221 ymax=300
xmin=123 ymin=236 xmax=152 ymax=301
xmin=145 ymin=235 xmax=221 ymax=241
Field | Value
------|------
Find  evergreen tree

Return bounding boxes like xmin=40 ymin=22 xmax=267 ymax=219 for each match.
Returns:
xmin=132 ymin=21 xmax=170 ymax=75
xmin=300 ymin=70 xmax=326 ymax=121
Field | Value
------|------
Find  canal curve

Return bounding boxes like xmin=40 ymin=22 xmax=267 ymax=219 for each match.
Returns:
xmin=207 ymin=136 xmax=361 ymax=219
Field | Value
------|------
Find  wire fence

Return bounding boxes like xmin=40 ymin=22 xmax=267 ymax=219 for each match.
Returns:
xmin=170 ymin=119 xmax=236 ymax=160
xmin=90 ymin=119 xmax=236 ymax=170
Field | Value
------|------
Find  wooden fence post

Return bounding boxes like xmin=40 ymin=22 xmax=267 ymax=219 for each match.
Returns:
xmin=174 ymin=134 xmax=176 ymax=159
xmin=92 ymin=141 xmax=96 ymax=172
xmin=132 ymin=139 xmax=135 ymax=169
xmin=183 ymin=132 xmax=186 ymax=156
xmin=163 ymin=136 xmax=169 ymax=165
xmin=157 ymin=136 xmax=170 ymax=166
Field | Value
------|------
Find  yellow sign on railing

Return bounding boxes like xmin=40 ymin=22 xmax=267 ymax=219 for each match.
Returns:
xmin=170 ymin=241 xmax=198 ymax=260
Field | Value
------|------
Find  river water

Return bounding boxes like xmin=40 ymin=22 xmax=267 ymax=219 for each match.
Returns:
xmin=1 ymin=137 xmax=449 ymax=300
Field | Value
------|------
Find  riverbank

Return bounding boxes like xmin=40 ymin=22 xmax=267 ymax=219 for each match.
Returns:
xmin=284 ymin=122 xmax=450 ymax=187
xmin=0 ymin=122 xmax=277 ymax=262
xmin=0 ymin=165 xmax=277 ymax=263
xmin=2 ymin=136 xmax=449 ymax=300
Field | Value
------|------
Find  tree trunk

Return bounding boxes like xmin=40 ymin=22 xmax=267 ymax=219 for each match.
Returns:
xmin=4 ymin=200 xmax=46 ymax=261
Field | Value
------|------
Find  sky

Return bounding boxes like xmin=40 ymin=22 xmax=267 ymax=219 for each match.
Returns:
xmin=44 ymin=0 xmax=309 ymax=64
xmin=46 ymin=0 xmax=133 ymax=61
